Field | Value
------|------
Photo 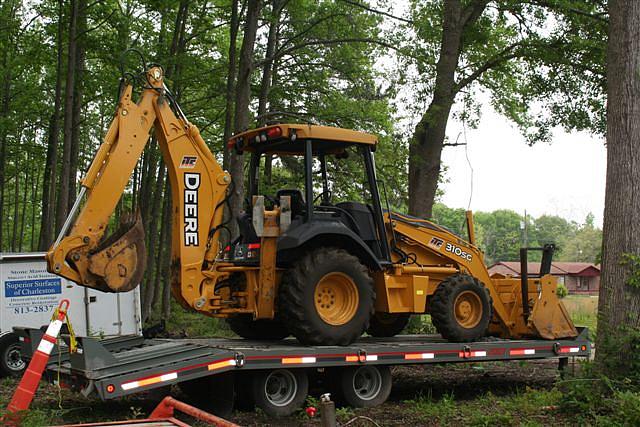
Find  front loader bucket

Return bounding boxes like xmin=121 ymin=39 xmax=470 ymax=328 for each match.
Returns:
xmin=529 ymin=275 xmax=578 ymax=339
xmin=88 ymin=212 xmax=147 ymax=292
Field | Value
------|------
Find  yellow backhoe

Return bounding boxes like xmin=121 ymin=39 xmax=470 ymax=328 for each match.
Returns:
xmin=46 ymin=65 xmax=577 ymax=345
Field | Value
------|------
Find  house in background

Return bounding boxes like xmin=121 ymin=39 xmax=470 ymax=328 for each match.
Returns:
xmin=488 ymin=261 xmax=600 ymax=295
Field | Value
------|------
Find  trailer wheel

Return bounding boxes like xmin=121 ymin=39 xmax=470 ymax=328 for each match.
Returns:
xmin=251 ymin=369 xmax=308 ymax=417
xmin=278 ymin=248 xmax=374 ymax=345
xmin=339 ymin=365 xmax=392 ymax=408
xmin=225 ymin=315 xmax=289 ymax=340
xmin=429 ymin=274 xmax=493 ymax=342
xmin=367 ymin=312 xmax=411 ymax=337
xmin=178 ymin=371 xmax=235 ymax=417
xmin=0 ymin=334 xmax=26 ymax=377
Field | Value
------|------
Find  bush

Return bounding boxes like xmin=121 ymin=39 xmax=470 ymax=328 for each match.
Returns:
xmin=557 ymin=283 xmax=568 ymax=298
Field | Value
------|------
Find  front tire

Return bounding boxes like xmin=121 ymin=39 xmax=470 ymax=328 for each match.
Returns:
xmin=429 ymin=274 xmax=493 ymax=342
xmin=278 ymin=248 xmax=374 ymax=346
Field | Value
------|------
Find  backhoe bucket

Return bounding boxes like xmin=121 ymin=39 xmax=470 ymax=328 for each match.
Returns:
xmin=88 ymin=212 xmax=146 ymax=293
xmin=528 ymin=275 xmax=578 ymax=339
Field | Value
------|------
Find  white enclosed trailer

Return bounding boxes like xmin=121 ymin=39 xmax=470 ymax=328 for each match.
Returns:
xmin=0 ymin=252 xmax=141 ymax=376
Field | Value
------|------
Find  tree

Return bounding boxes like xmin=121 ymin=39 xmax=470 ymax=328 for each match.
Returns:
xmin=402 ymin=0 xmax=607 ymax=219
xmin=558 ymin=214 xmax=602 ymax=263
xmin=595 ymin=0 xmax=640 ymax=377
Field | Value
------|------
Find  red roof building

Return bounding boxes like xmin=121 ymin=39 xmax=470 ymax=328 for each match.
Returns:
xmin=488 ymin=261 xmax=600 ymax=295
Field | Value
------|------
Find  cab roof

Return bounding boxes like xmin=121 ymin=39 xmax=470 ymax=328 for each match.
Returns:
xmin=227 ymin=123 xmax=378 ymax=155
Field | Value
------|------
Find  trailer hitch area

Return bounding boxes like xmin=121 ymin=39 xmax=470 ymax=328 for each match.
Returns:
xmin=88 ymin=212 xmax=147 ymax=293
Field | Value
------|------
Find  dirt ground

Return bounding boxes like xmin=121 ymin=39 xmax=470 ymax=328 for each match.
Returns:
xmin=0 ymin=358 xmax=579 ymax=426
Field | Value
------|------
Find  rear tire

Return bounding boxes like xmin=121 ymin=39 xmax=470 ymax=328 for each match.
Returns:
xmin=251 ymin=369 xmax=308 ymax=417
xmin=429 ymin=274 xmax=493 ymax=342
xmin=178 ymin=372 xmax=235 ymax=417
xmin=226 ymin=315 xmax=289 ymax=340
xmin=338 ymin=365 xmax=392 ymax=408
xmin=0 ymin=334 xmax=26 ymax=377
xmin=367 ymin=312 xmax=411 ymax=337
xmin=278 ymin=248 xmax=374 ymax=346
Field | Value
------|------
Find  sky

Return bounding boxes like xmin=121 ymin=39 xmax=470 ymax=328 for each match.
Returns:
xmin=440 ymin=109 xmax=607 ymax=227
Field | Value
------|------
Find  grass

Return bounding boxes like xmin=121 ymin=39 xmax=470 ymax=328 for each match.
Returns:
xmin=403 ymin=387 xmax=563 ymax=426
xmin=562 ymin=294 xmax=598 ymax=333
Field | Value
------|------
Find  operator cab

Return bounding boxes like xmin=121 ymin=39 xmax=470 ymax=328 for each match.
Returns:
xmin=224 ymin=124 xmax=390 ymax=267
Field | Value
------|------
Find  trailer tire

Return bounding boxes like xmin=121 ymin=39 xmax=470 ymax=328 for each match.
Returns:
xmin=225 ymin=315 xmax=289 ymax=340
xmin=338 ymin=365 xmax=392 ymax=408
xmin=0 ymin=333 xmax=26 ymax=377
xmin=367 ymin=312 xmax=411 ymax=337
xmin=178 ymin=372 xmax=235 ymax=417
xmin=251 ymin=369 xmax=308 ymax=417
xmin=429 ymin=274 xmax=493 ymax=342
xmin=278 ymin=248 xmax=374 ymax=346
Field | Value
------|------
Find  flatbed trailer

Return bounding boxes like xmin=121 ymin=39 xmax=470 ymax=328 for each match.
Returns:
xmin=14 ymin=326 xmax=591 ymax=416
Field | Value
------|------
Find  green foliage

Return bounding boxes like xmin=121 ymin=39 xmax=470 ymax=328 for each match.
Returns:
xmin=620 ymin=253 xmax=640 ymax=289
xmin=430 ymin=205 xmax=603 ymax=266
xmin=557 ymin=283 xmax=568 ymax=298
xmin=405 ymin=314 xmax=437 ymax=335
xmin=399 ymin=0 xmax=606 ymax=144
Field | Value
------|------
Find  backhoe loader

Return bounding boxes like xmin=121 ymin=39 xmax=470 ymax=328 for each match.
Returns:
xmin=46 ymin=65 xmax=577 ymax=346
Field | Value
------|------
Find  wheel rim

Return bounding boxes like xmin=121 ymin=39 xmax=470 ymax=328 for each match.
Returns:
xmin=5 ymin=344 xmax=25 ymax=371
xmin=454 ymin=290 xmax=483 ymax=328
xmin=314 ymin=272 xmax=359 ymax=326
xmin=352 ymin=366 xmax=382 ymax=401
xmin=264 ymin=370 xmax=297 ymax=407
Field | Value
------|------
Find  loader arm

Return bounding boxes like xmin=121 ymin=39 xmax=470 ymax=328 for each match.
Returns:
xmin=46 ymin=67 xmax=230 ymax=310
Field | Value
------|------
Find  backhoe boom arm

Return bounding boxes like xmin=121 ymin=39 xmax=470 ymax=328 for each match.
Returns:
xmin=46 ymin=67 xmax=230 ymax=311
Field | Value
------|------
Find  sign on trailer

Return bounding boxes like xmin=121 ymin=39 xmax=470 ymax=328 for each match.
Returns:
xmin=0 ymin=252 xmax=142 ymax=377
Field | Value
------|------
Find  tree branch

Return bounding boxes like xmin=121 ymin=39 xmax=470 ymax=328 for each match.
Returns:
xmin=337 ymin=0 xmax=413 ymax=24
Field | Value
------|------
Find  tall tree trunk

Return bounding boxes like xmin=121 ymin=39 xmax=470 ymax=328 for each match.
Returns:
xmin=159 ymin=182 xmax=173 ymax=319
xmin=230 ymin=0 xmax=262 ymax=234
xmin=142 ymin=163 xmax=166 ymax=322
xmin=31 ymin=162 xmax=41 ymax=251
xmin=595 ymin=0 xmax=640 ymax=376
xmin=55 ymin=0 xmax=79 ymax=233
xmin=0 ymin=62 xmax=9 ymax=251
xmin=19 ymin=148 xmax=31 ymax=250
xmin=68 ymin=0 xmax=87 ymax=211
xmin=258 ymin=0 xmax=283 ymax=184
xmin=223 ymin=0 xmax=240 ymax=170
xmin=38 ymin=0 xmax=65 ymax=250
xmin=11 ymin=162 xmax=19 ymax=252
xmin=408 ymin=0 xmax=465 ymax=219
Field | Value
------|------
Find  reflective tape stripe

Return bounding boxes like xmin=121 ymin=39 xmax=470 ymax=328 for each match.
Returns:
xmin=45 ymin=320 xmax=63 ymax=338
xmin=460 ymin=350 xmax=487 ymax=358
xmin=121 ymin=372 xmax=178 ymax=391
xmin=37 ymin=339 xmax=55 ymax=355
xmin=560 ymin=347 xmax=580 ymax=353
xmin=208 ymin=359 xmax=236 ymax=371
xmin=282 ymin=356 xmax=316 ymax=364
xmin=405 ymin=353 xmax=435 ymax=360
xmin=510 ymin=349 xmax=536 ymax=356
xmin=365 ymin=355 xmax=378 ymax=361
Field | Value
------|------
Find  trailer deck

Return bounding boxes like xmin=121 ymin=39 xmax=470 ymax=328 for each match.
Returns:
xmin=15 ymin=326 xmax=590 ymax=401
